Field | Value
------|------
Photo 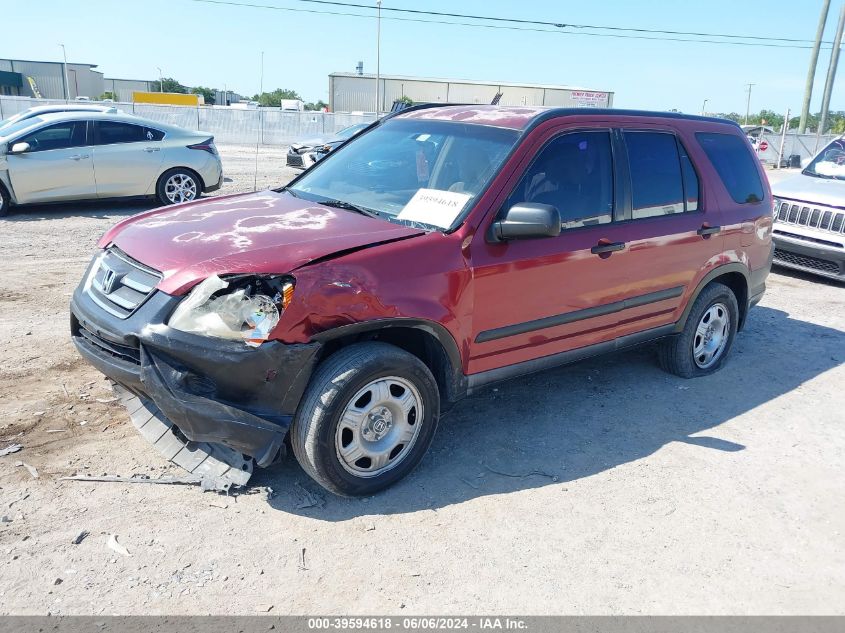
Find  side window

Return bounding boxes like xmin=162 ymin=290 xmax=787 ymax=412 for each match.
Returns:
xmin=95 ymin=121 xmax=146 ymax=145
xmin=19 ymin=121 xmax=87 ymax=152
xmin=695 ymin=132 xmax=764 ymax=204
xmin=624 ymin=131 xmax=686 ymax=219
xmin=144 ymin=127 xmax=165 ymax=141
xmin=506 ymin=130 xmax=614 ymax=229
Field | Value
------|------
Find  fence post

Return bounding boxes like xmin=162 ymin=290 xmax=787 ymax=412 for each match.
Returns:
xmin=777 ymin=108 xmax=789 ymax=169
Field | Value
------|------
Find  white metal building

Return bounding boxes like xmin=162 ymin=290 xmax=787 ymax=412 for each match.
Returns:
xmin=329 ymin=72 xmax=614 ymax=113
xmin=0 ymin=58 xmax=156 ymax=101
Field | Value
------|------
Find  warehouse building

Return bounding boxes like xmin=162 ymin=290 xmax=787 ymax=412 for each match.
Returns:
xmin=0 ymin=58 xmax=155 ymax=100
xmin=329 ymin=72 xmax=614 ymax=113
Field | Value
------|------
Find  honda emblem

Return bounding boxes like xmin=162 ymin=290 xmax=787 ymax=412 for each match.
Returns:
xmin=101 ymin=266 xmax=117 ymax=294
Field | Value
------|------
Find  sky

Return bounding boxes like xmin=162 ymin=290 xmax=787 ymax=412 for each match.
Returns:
xmin=3 ymin=0 xmax=844 ymax=115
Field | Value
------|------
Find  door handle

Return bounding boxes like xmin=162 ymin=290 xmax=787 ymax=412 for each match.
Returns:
xmin=143 ymin=147 xmax=160 ymax=152
xmin=68 ymin=154 xmax=89 ymax=160
xmin=590 ymin=240 xmax=626 ymax=255
xmin=697 ymin=224 xmax=721 ymax=237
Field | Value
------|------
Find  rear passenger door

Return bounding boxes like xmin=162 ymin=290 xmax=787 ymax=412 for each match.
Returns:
xmin=616 ymin=128 xmax=725 ymax=325
xmin=93 ymin=121 xmax=164 ymax=198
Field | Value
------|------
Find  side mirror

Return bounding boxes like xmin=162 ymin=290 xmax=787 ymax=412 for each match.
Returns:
xmin=9 ymin=142 xmax=30 ymax=155
xmin=488 ymin=202 xmax=561 ymax=242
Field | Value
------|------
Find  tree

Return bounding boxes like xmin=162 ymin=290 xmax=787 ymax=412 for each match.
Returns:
xmin=251 ymin=88 xmax=302 ymax=107
xmin=99 ymin=91 xmax=117 ymax=101
xmin=304 ymin=100 xmax=328 ymax=111
xmin=192 ymin=86 xmax=216 ymax=105
xmin=151 ymin=77 xmax=187 ymax=93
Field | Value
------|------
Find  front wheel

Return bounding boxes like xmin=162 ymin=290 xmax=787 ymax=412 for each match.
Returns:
xmin=156 ymin=168 xmax=200 ymax=205
xmin=0 ymin=182 xmax=10 ymax=217
xmin=291 ymin=342 xmax=440 ymax=496
xmin=658 ymin=282 xmax=739 ymax=378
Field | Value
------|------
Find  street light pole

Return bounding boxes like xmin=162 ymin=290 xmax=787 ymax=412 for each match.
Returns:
xmin=701 ymin=99 xmax=709 ymax=116
xmin=744 ymin=83 xmax=755 ymax=125
xmin=157 ymin=67 xmax=163 ymax=92
xmin=376 ymin=0 xmax=382 ymax=115
xmin=59 ymin=44 xmax=69 ymax=101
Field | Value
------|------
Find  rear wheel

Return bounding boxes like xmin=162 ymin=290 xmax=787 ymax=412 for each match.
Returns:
xmin=659 ymin=282 xmax=739 ymax=378
xmin=291 ymin=342 xmax=440 ymax=496
xmin=156 ymin=168 xmax=200 ymax=205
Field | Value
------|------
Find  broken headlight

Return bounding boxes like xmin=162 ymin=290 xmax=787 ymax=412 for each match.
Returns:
xmin=168 ymin=274 xmax=295 ymax=347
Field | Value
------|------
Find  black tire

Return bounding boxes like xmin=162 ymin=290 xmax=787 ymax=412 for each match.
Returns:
xmin=155 ymin=167 xmax=202 ymax=206
xmin=658 ymin=282 xmax=739 ymax=378
xmin=0 ymin=182 xmax=10 ymax=217
xmin=291 ymin=342 xmax=440 ymax=496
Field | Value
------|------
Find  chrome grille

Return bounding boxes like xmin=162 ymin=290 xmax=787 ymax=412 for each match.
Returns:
xmin=775 ymin=200 xmax=845 ymax=236
xmin=86 ymin=247 xmax=161 ymax=319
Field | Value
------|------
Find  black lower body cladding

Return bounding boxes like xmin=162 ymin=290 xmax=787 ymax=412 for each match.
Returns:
xmin=70 ymin=286 xmax=321 ymax=467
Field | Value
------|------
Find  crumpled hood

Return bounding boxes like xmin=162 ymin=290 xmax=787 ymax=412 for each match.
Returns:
xmin=772 ymin=173 xmax=845 ymax=210
xmin=99 ymin=191 xmax=424 ymax=295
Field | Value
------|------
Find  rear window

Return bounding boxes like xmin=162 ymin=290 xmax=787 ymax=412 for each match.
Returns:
xmin=695 ymin=132 xmax=764 ymax=204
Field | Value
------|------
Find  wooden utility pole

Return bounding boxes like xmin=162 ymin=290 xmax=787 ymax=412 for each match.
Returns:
xmin=799 ymin=0 xmax=831 ymax=133
xmin=819 ymin=3 xmax=845 ymax=136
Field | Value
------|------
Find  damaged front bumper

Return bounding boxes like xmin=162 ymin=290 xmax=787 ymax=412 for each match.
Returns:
xmin=70 ymin=286 xmax=321 ymax=469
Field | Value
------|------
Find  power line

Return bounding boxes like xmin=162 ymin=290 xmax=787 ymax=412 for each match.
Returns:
xmin=187 ymin=0 xmax=834 ymax=49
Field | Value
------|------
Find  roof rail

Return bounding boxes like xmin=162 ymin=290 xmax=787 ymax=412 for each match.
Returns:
xmin=380 ymin=102 xmax=472 ymax=121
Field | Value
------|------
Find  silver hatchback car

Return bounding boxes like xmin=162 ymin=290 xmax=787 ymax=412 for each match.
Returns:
xmin=0 ymin=111 xmax=223 ymax=216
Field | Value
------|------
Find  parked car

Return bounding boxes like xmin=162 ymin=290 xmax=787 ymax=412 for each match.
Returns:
xmin=0 ymin=111 xmax=222 ymax=216
xmin=70 ymin=105 xmax=773 ymax=496
xmin=285 ymin=123 xmax=370 ymax=169
xmin=770 ymin=137 xmax=845 ymax=281
xmin=0 ymin=103 xmax=119 ymax=133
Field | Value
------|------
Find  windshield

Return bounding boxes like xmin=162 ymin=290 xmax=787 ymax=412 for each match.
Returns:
xmin=0 ymin=115 xmax=44 ymax=139
xmin=804 ymin=138 xmax=845 ymax=180
xmin=288 ymin=118 xmax=519 ymax=231
xmin=0 ymin=112 xmax=28 ymax=132
xmin=335 ymin=123 xmax=369 ymax=140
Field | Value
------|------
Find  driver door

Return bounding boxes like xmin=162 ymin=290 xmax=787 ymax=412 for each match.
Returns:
xmin=7 ymin=120 xmax=96 ymax=204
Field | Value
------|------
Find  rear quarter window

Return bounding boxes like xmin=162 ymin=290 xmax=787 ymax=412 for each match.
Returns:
xmin=695 ymin=132 xmax=764 ymax=204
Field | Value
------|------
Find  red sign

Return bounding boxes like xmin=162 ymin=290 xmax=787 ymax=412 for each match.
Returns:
xmin=759 ymin=140 xmax=769 ymax=152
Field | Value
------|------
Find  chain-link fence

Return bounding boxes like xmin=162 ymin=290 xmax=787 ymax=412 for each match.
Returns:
xmin=0 ymin=96 xmax=377 ymax=146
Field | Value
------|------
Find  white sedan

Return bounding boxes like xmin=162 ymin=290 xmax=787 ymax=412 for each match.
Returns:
xmin=0 ymin=111 xmax=223 ymax=216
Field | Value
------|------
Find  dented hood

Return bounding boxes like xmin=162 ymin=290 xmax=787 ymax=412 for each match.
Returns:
xmin=99 ymin=190 xmax=425 ymax=295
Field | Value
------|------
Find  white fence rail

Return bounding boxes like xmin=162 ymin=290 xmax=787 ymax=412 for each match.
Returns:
xmin=0 ymin=96 xmax=377 ymax=146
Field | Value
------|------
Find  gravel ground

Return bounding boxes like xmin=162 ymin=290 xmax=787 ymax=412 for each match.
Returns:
xmin=0 ymin=154 xmax=842 ymax=615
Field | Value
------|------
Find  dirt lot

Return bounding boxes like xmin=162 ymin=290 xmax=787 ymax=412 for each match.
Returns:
xmin=0 ymin=152 xmax=843 ymax=615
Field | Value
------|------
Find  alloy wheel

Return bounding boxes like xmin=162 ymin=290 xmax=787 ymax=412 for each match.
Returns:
xmin=164 ymin=173 xmax=197 ymax=204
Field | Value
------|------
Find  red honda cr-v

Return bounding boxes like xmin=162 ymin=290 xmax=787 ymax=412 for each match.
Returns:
xmin=70 ymin=105 xmax=773 ymax=495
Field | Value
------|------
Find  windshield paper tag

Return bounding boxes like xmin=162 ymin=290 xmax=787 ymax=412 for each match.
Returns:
xmin=397 ymin=189 xmax=472 ymax=229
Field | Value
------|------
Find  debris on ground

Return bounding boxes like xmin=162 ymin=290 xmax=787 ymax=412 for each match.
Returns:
xmin=1 ymin=515 xmax=11 ymax=523
xmin=298 ymin=547 xmax=307 ymax=571
xmin=72 ymin=530 xmax=89 ymax=545
xmin=106 ymin=534 xmax=130 ymax=557
xmin=45 ymin=429 xmax=67 ymax=434
xmin=95 ymin=397 xmax=118 ymax=404
xmin=0 ymin=444 xmax=23 ymax=457
xmin=16 ymin=462 xmax=39 ymax=479
xmin=293 ymin=482 xmax=324 ymax=509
